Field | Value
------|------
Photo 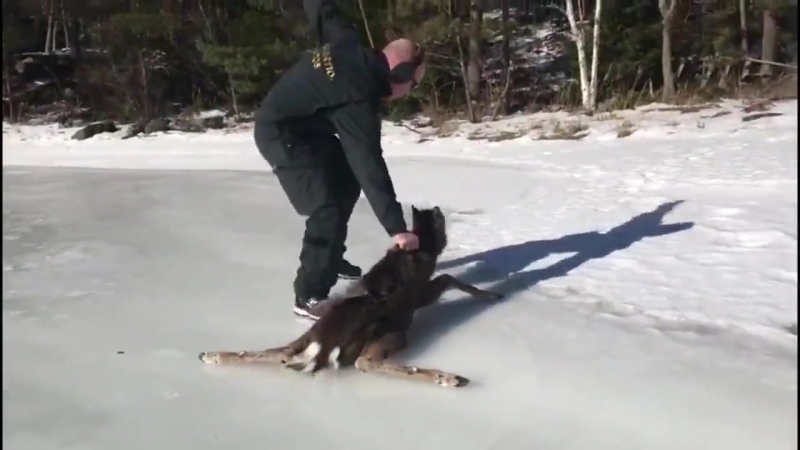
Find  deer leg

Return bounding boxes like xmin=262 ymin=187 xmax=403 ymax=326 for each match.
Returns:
xmin=199 ymin=331 xmax=312 ymax=366
xmin=417 ymin=273 xmax=503 ymax=309
xmin=355 ymin=332 xmax=469 ymax=388
xmin=198 ymin=347 xmax=292 ymax=365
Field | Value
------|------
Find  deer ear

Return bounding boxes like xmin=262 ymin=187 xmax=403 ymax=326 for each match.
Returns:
xmin=411 ymin=205 xmax=419 ymax=215
xmin=433 ymin=206 xmax=442 ymax=215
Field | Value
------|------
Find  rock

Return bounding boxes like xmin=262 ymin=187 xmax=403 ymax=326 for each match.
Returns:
xmin=171 ymin=118 xmax=206 ymax=133
xmin=57 ymin=109 xmax=92 ymax=128
xmin=200 ymin=115 xmax=224 ymax=129
xmin=59 ymin=117 xmax=88 ymax=128
xmin=170 ymin=115 xmax=226 ymax=133
xmin=143 ymin=117 xmax=170 ymax=134
xmin=121 ymin=127 xmax=140 ymax=139
xmin=742 ymin=112 xmax=783 ymax=122
xmin=28 ymin=113 xmax=61 ymax=126
xmin=121 ymin=119 xmax=148 ymax=139
xmin=410 ymin=116 xmax=433 ymax=128
xmin=71 ymin=120 xmax=118 ymax=140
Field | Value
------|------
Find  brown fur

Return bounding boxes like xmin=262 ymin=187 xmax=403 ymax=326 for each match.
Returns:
xmin=198 ymin=206 xmax=502 ymax=388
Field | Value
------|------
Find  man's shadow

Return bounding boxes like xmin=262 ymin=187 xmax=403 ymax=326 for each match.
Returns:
xmin=405 ymin=200 xmax=695 ymax=359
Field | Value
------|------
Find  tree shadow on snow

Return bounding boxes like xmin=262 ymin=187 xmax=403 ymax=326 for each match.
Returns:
xmin=404 ymin=200 xmax=695 ymax=359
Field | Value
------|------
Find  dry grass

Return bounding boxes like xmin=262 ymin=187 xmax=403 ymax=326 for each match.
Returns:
xmin=616 ymin=120 xmax=636 ymax=138
xmin=595 ymin=67 xmax=791 ymax=115
xmin=419 ymin=103 xmax=449 ymax=129
xmin=742 ymin=101 xmax=774 ymax=113
xmin=594 ymin=112 xmax=619 ymax=121
xmin=411 ymin=71 xmax=796 ymax=145
xmin=487 ymin=130 xmax=527 ymax=142
xmin=467 ymin=128 xmax=527 ymax=142
xmin=651 ymin=104 xmax=717 ymax=114
xmin=764 ymin=73 xmax=798 ymax=100
xmin=536 ymin=120 xmax=590 ymax=140
xmin=435 ymin=120 xmax=460 ymax=138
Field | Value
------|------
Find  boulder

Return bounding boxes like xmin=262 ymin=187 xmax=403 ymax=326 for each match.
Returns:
xmin=143 ymin=117 xmax=170 ymax=134
xmin=71 ymin=120 xmax=118 ymax=140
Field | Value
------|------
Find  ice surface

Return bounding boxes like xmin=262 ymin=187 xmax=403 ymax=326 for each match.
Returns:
xmin=2 ymin=100 xmax=797 ymax=450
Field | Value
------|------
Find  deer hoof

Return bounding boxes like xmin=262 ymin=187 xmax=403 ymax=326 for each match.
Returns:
xmin=434 ymin=372 xmax=470 ymax=388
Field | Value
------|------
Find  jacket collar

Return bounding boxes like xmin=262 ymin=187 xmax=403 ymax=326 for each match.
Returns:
xmin=363 ymin=47 xmax=392 ymax=98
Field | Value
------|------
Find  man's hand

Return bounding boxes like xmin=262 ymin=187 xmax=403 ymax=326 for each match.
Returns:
xmin=393 ymin=232 xmax=419 ymax=251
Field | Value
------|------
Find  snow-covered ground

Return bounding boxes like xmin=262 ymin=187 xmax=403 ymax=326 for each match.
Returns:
xmin=3 ymin=100 xmax=797 ymax=450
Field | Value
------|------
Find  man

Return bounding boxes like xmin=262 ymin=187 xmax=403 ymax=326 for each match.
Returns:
xmin=253 ymin=0 xmax=425 ymax=319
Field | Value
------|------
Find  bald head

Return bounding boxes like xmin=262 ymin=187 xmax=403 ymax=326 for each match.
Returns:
xmin=382 ymin=38 xmax=418 ymax=69
xmin=381 ymin=38 xmax=425 ymax=101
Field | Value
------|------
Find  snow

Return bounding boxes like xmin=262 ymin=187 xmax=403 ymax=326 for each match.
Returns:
xmin=2 ymin=100 xmax=797 ymax=450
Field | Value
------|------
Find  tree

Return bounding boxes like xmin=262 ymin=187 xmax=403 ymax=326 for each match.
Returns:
xmin=557 ymin=0 xmax=604 ymax=111
xmin=589 ymin=0 xmax=602 ymax=111
xmin=759 ymin=0 xmax=779 ymax=76
xmin=659 ymin=0 xmax=680 ymax=101
xmin=466 ymin=0 xmax=483 ymax=122
xmin=501 ymin=0 xmax=510 ymax=114
xmin=740 ymin=0 xmax=751 ymax=78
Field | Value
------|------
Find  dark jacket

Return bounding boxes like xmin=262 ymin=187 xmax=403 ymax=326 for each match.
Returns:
xmin=256 ymin=0 xmax=407 ymax=237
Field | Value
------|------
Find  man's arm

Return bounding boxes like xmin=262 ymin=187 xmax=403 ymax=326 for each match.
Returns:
xmin=328 ymin=102 xmax=407 ymax=237
xmin=303 ymin=0 xmax=359 ymax=45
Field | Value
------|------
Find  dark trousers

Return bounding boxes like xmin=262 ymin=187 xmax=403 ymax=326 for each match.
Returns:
xmin=254 ymin=120 xmax=361 ymax=299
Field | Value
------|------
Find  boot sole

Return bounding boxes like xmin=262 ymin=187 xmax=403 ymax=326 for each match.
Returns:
xmin=337 ymin=273 xmax=362 ymax=281
xmin=293 ymin=306 xmax=320 ymax=321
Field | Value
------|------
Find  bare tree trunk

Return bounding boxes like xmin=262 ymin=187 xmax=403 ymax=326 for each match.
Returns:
xmin=52 ymin=19 xmax=59 ymax=51
xmin=589 ymin=0 xmax=603 ymax=111
xmin=4 ymin=66 xmax=14 ymax=122
xmin=739 ymin=0 xmax=748 ymax=54
xmin=563 ymin=0 xmax=590 ymax=109
xmin=759 ymin=0 xmax=778 ymax=77
xmin=456 ymin=33 xmax=475 ymax=123
xmin=44 ymin=0 xmax=55 ymax=54
xmin=659 ymin=0 xmax=679 ymax=101
xmin=71 ymin=19 xmax=82 ymax=60
xmin=139 ymin=50 xmax=149 ymax=118
xmin=661 ymin=20 xmax=674 ymax=100
xmin=501 ymin=0 xmax=510 ymax=114
xmin=466 ymin=0 xmax=482 ymax=122
xmin=61 ymin=0 xmax=70 ymax=49
xmin=357 ymin=0 xmax=374 ymax=47
xmin=739 ymin=0 xmax=751 ymax=78
xmin=490 ymin=59 xmax=512 ymax=120
xmin=229 ymin=74 xmax=239 ymax=118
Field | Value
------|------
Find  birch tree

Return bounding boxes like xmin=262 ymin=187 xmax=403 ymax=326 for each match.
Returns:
xmin=740 ymin=0 xmax=751 ymax=78
xmin=44 ymin=0 xmax=56 ymax=53
xmin=554 ymin=0 xmax=603 ymax=111
xmin=588 ymin=0 xmax=601 ymax=111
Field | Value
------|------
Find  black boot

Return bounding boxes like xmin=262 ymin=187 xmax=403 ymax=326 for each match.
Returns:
xmin=337 ymin=258 xmax=362 ymax=280
xmin=294 ymin=295 xmax=328 ymax=320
